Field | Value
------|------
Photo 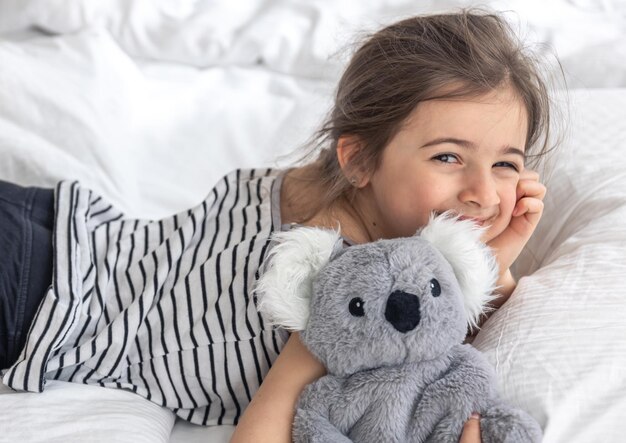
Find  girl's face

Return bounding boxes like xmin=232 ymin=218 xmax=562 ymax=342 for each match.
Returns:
xmin=361 ymin=87 xmax=528 ymax=243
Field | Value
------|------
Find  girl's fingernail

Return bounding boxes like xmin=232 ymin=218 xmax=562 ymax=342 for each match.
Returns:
xmin=470 ymin=413 xmax=481 ymax=420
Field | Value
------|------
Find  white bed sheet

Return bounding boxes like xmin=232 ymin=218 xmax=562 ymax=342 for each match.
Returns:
xmin=0 ymin=27 xmax=333 ymax=219
xmin=0 ymin=1 xmax=625 ymax=442
xmin=3 ymin=0 xmax=626 ymax=87
xmin=0 ymin=378 xmax=175 ymax=443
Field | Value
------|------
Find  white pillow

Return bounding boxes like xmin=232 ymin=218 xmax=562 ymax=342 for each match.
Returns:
xmin=0 ymin=378 xmax=175 ymax=443
xmin=473 ymin=89 xmax=626 ymax=442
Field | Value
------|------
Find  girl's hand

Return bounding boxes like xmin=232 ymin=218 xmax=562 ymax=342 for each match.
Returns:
xmin=487 ymin=169 xmax=546 ymax=279
xmin=459 ymin=413 xmax=482 ymax=442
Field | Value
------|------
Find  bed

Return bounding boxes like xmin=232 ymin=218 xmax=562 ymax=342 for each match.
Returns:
xmin=0 ymin=1 xmax=624 ymax=442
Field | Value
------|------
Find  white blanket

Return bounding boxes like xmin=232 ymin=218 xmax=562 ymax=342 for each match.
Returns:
xmin=0 ymin=1 xmax=625 ymax=442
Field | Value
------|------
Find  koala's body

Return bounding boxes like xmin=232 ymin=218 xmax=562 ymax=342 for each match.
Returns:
xmin=257 ymin=215 xmax=542 ymax=443
xmin=296 ymin=343 xmax=539 ymax=443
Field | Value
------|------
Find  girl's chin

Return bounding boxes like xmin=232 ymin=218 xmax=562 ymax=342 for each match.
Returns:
xmin=481 ymin=232 xmax=494 ymax=243
xmin=481 ymin=224 xmax=507 ymax=244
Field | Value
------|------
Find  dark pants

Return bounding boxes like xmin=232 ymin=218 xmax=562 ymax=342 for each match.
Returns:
xmin=0 ymin=180 xmax=54 ymax=370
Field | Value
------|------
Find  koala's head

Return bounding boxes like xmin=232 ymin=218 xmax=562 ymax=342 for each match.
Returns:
xmin=256 ymin=214 xmax=498 ymax=376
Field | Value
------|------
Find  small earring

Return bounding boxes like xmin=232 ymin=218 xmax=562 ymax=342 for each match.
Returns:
xmin=349 ymin=177 xmax=358 ymax=186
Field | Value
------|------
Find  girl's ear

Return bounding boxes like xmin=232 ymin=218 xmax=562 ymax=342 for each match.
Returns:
xmin=255 ymin=227 xmax=343 ymax=331
xmin=419 ymin=212 xmax=499 ymax=330
xmin=337 ymin=135 xmax=371 ymax=188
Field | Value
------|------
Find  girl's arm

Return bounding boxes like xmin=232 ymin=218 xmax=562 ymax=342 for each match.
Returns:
xmin=490 ymin=269 xmax=517 ymax=309
xmin=230 ymin=332 xmax=326 ymax=443
xmin=467 ymin=171 xmax=545 ymax=333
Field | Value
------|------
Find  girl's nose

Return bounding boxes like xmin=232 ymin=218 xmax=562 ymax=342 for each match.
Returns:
xmin=458 ymin=171 xmax=500 ymax=208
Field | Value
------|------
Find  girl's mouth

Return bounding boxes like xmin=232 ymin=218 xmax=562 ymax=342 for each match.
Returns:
xmin=458 ymin=215 xmax=487 ymax=225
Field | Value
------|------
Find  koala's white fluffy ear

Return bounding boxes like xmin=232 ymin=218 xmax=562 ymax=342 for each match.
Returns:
xmin=255 ymin=227 xmax=343 ymax=331
xmin=420 ymin=212 xmax=499 ymax=330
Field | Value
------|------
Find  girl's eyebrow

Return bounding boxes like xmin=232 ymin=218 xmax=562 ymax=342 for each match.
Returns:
xmin=419 ymin=137 xmax=525 ymax=157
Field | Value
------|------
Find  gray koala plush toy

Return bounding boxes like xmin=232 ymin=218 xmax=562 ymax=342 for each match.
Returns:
xmin=256 ymin=214 xmax=542 ymax=443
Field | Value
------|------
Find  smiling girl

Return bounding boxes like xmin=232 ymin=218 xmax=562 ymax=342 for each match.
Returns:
xmin=1 ymin=8 xmax=556 ymax=443
xmin=233 ymin=9 xmax=553 ymax=442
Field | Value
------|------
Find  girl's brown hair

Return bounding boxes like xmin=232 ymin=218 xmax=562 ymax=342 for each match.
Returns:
xmin=294 ymin=8 xmax=562 ymax=219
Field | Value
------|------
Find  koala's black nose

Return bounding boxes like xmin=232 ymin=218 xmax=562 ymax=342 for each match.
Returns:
xmin=385 ymin=290 xmax=420 ymax=333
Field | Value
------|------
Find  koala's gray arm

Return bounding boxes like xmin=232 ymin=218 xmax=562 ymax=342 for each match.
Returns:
xmin=292 ymin=375 xmax=353 ymax=443
xmin=408 ymin=345 xmax=496 ymax=442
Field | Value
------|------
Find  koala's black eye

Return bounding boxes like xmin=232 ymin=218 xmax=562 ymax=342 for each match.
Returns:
xmin=430 ymin=279 xmax=441 ymax=297
xmin=349 ymin=297 xmax=365 ymax=317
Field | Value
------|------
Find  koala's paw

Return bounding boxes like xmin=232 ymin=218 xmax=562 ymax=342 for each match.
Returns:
xmin=480 ymin=403 xmax=542 ymax=443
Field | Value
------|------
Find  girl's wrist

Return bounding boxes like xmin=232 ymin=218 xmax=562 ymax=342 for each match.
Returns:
xmin=492 ymin=268 xmax=517 ymax=309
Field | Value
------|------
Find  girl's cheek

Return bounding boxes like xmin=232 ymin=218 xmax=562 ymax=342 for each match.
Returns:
xmin=502 ymin=184 xmax=519 ymax=216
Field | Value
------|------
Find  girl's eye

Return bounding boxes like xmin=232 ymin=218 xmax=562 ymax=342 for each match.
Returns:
xmin=494 ymin=161 xmax=520 ymax=172
xmin=433 ymin=154 xmax=459 ymax=164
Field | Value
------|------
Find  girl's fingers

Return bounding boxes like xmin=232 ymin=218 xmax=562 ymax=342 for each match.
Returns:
xmin=516 ymin=178 xmax=546 ymax=201
xmin=513 ymin=197 xmax=544 ymax=218
xmin=459 ymin=414 xmax=481 ymax=443
xmin=486 ymin=170 xmax=546 ymax=274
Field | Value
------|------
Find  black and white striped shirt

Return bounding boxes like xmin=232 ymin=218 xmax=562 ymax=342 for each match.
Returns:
xmin=3 ymin=168 xmax=290 ymax=425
